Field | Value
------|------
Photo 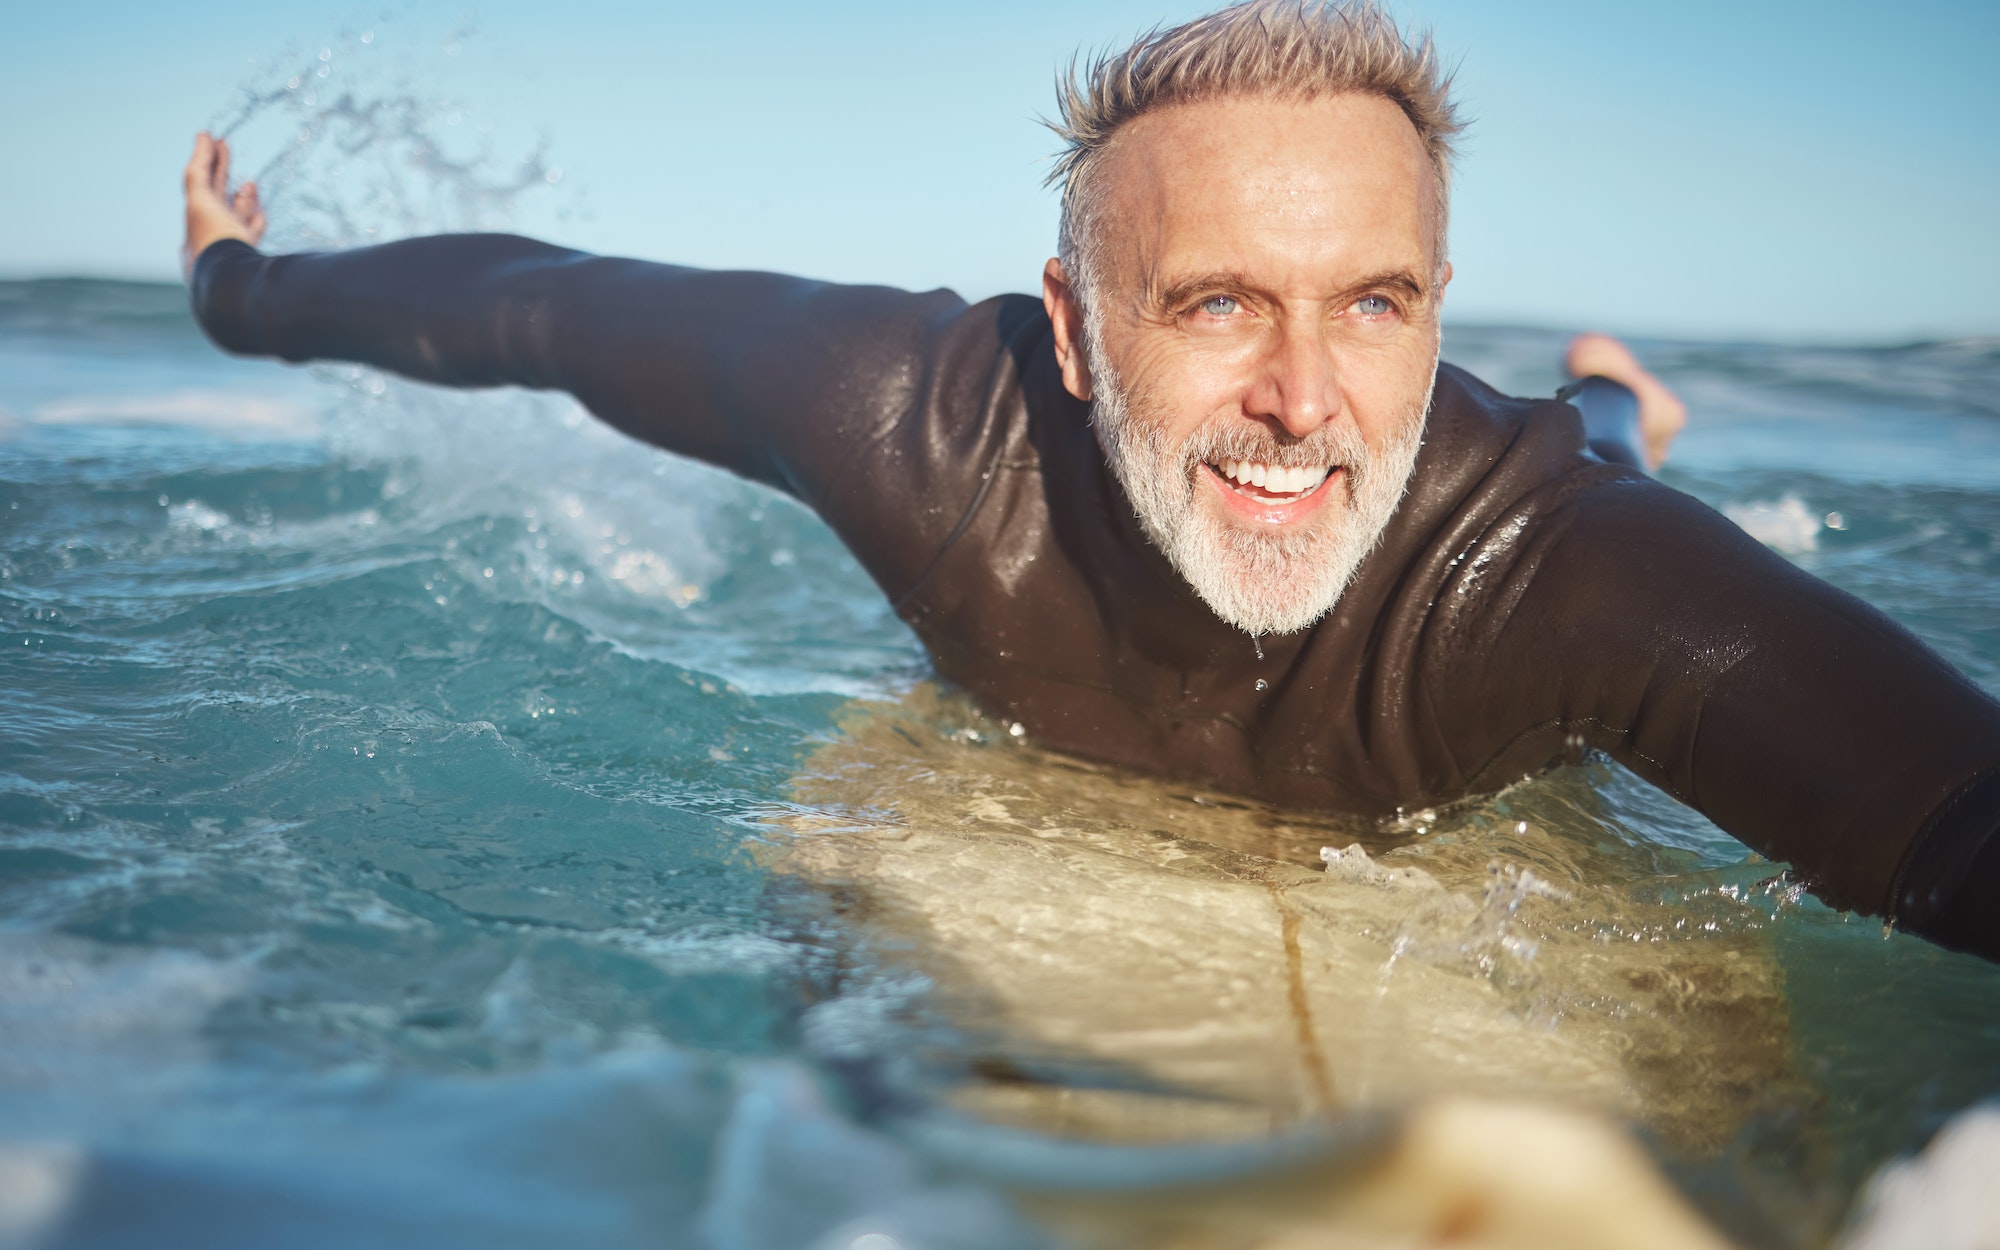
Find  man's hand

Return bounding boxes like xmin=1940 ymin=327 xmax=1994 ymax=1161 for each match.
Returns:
xmin=1565 ymin=332 xmax=1688 ymax=470
xmin=182 ymin=132 xmax=266 ymax=279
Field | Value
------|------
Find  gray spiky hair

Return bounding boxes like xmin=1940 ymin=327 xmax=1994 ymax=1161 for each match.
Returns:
xmin=1047 ymin=0 xmax=1464 ymax=306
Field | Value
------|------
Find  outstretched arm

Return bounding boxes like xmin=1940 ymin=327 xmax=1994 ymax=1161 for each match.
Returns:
xmin=176 ymin=131 xmax=1020 ymax=605
xmin=177 ymin=135 xmax=978 ymax=512
xmin=1441 ymin=474 xmax=2000 ymax=961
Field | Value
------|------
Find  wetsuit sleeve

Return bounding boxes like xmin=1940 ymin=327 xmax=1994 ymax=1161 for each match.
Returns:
xmin=1438 ymin=475 xmax=2000 ymax=961
xmin=187 ymin=234 xmax=974 ymax=524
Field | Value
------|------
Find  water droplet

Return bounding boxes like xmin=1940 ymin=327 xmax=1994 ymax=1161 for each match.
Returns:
xmin=545 ymin=166 xmax=563 ymax=184
xmin=1008 ymin=721 xmax=1025 ymax=738
xmin=1254 ymin=679 xmax=1268 ymax=692
xmin=1825 ymin=511 xmax=1846 ymax=530
xmin=360 ymin=30 xmax=374 ymax=44
xmin=1251 ymin=635 xmax=1265 ymax=661
xmin=319 ymin=47 xmax=332 ymax=61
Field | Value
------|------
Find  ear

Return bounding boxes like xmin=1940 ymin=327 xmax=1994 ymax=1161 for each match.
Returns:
xmin=1041 ymin=257 xmax=1094 ymax=403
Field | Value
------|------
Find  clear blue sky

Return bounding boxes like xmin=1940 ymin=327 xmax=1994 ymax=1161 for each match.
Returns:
xmin=4 ymin=1 xmax=1995 ymax=342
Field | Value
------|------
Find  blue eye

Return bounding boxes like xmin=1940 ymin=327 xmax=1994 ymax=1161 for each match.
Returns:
xmin=1355 ymin=295 xmax=1393 ymax=316
xmin=1200 ymin=295 xmax=1240 ymax=316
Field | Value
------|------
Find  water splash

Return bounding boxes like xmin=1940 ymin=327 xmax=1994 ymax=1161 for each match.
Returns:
xmin=1363 ymin=846 xmax=1567 ymax=1000
xmin=1724 ymin=494 xmax=1824 ymax=554
xmin=208 ymin=20 xmax=569 ymax=253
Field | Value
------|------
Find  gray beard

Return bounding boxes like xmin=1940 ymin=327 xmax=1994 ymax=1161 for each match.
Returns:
xmin=1091 ymin=365 xmax=1429 ymax=637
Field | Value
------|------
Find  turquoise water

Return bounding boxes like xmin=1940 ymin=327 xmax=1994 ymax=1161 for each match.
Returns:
xmin=3 ymin=276 xmax=2000 ymax=1249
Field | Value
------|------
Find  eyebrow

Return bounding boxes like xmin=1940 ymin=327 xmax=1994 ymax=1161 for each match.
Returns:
xmin=1154 ymin=268 xmax=1430 ymax=313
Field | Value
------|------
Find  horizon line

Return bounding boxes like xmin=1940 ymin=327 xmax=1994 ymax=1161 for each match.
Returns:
xmin=3 ymin=272 xmax=1993 ymax=353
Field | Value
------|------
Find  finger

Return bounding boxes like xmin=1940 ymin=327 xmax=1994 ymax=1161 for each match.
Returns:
xmin=238 ymin=192 xmax=268 ymax=243
xmin=236 ymin=180 xmax=268 ymax=243
xmin=212 ymin=138 xmax=232 ymax=198
xmin=1643 ymin=397 xmax=1688 ymax=470
xmin=185 ymin=131 xmax=214 ymax=195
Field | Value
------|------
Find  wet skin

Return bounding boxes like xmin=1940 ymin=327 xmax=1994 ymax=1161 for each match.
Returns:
xmin=1041 ymin=93 xmax=1450 ymax=537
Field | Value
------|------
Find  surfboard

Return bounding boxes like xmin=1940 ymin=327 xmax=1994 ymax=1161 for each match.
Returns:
xmin=770 ymin=686 xmax=1799 ymax=1157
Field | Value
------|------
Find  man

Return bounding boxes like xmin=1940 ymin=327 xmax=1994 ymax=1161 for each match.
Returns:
xmin=179 ymin=0 xmax=1999 ymax=961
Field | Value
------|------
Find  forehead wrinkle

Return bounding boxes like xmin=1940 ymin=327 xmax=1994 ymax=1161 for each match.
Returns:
xmin=1089 ymin=94 xmax=1446 ymax=294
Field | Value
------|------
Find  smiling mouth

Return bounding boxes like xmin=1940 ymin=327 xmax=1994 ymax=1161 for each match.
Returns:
xmin=1207 ymin=457 xmax=1335 ymax=503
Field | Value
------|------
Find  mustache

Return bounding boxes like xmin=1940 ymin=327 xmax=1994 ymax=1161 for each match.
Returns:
xmin=1177 ymin=419 xmax=1373 ymax=475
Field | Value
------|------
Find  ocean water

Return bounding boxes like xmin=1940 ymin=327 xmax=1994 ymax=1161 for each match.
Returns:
xmin=3 ymin=272 xmax=2000 ymax=1250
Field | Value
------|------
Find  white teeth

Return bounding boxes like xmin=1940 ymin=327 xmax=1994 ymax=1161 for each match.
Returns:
xmin=1216 ymin=460 xmax=1330 ymax=496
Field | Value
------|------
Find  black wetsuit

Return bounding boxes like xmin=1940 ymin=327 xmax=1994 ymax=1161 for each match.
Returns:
xmin=190 ymin=234 xmax=2000 ymax=961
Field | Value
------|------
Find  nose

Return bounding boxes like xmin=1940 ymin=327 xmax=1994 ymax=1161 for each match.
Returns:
xmin=1244 ymin=317 xmax=1340 ymax=440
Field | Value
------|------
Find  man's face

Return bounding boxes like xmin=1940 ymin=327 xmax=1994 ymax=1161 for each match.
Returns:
xmin=1044 ymin=93 xmax=1448 ymax=635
